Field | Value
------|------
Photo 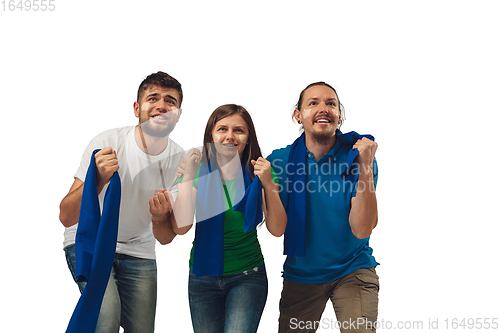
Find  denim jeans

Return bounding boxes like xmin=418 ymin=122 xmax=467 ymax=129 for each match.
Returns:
xmin=188 ymin=264 xmax=268 ymax=333
xmin=64 ymin=244 xmax=157 ymax=333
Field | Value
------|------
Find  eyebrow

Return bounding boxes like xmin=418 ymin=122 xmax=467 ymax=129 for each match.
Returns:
xmin=307 ymin=97 xmax=338 ymax=102
xmin=215 ymin=124 xmax=247 ymax=130
xmin=166 ymin=94 xmax=178 ymax=103
xmin=146 ymin=93 xmax=178 ymax=103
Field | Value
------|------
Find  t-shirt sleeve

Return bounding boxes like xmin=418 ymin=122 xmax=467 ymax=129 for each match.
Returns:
xmin=271 ymin=166 xmax=279 ymax=184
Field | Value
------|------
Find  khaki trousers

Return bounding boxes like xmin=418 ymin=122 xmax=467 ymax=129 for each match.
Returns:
xmin=278 ymin=267 xmax=379 ymax=333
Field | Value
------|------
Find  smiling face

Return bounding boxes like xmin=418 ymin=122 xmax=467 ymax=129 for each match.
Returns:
xmin=133 ymin=85 xmax=181 ymax=137
xmin=211 ymin=114 xmax=249 ymax=160
xmin=294 ymin=85 xmax=340 ymax=144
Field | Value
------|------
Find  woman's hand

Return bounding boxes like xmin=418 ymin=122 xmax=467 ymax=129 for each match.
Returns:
xmin=252 ymin=157 xmax=273 ymax=190
xmin=182 ymin=148 xmax=202 ymax=181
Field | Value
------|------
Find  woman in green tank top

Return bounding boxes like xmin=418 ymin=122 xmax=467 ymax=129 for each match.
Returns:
xmin=171 ymin=104 xmax=287 ymax=333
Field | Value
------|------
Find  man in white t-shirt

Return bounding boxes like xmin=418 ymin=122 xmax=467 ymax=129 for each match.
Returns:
xmin=59 ymin=71 xmax=185 ymax=332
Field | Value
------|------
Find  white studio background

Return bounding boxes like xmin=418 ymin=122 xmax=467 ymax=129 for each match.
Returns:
xmin=1 ymin=1 xmax=499 ymax=332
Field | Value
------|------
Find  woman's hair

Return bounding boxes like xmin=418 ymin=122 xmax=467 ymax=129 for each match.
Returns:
xmin=203 ymin=104 xmax=262 ymax=178
xmin=294 ymin=81 xmax=346 ymax=128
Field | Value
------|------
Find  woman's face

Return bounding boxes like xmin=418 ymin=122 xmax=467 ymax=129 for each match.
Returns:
xmin=211 ymin=114 xmax=249 ymax=159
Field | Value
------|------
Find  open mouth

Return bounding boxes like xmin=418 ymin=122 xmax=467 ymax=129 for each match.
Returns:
xmin=314 ymin=117 xmax=332 ymax=124
xmin=151 ymin=114 xmax=169 ymax=123
xmin=153 ymin=114 xmax=167 ymax=119
xmin=222 ymin=143 xmax=237 ymax=148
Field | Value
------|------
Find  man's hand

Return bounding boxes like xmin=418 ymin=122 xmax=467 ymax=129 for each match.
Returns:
xmin=252 ymin=157 xmax=274 ymax=190
xmin=350 ymin=138 xmax=378 ymax=239
xmin=95 ymin=147 xmax=119 ymax=190
xmin=149 ymin=189 xmax=173 ymax=220
xmin=59 ymin=147 xmax=118 ymax=227
xmin=150 ymin=189 xmax=177 ymax=245
xmin=353 ymin=138 xmax=378 ymax=165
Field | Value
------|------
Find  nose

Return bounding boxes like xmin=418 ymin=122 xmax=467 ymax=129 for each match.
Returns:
xmin=317 ymin=101 xmax=328 ymax=113
xmin=156 ymin=98 xmax=174 ymax=112
xmin=155 ymin=100 xmax=167 ymax=112
xmin=225 ymin=130 xmax=235 ymax=141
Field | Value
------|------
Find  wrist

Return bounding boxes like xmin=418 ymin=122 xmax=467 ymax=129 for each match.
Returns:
xmin=152 ymin=215 xmax=166 ymax=225
xmin=357 ymin=170 xmax=374 ymax=183
xmin=262 ymin=180 xmax=277 ymax=193
xmin=356 ymin=172 xmax=375 ymax=194
xmin=96 ymin=175 xmax=109 ymax=193
xmin=357 ymin=159 xmax=374 ymax=176
xmin=182 ymin=169 xmax=197 ymax=182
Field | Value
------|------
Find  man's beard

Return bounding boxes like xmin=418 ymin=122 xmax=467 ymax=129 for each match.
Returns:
xmin=311 ymin=129 xmax=335 ymax=145
xmin=140 ymin=119 xmax=177 ymax=138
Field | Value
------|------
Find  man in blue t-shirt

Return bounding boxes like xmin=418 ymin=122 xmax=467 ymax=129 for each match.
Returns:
xmin=267 ymin=82 xmax=380 ymax=333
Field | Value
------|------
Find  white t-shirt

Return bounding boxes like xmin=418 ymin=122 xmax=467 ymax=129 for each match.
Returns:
xmin=63 ymin=126 xmax=185 ymax=259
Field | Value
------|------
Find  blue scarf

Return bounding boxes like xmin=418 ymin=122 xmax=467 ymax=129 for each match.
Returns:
xmin=192 ymin=155 xmax=262 ymax=277
xmin=283 ymin=130 xmax=374 ymax=257
xmin=66 ymin=149 xmax=121 ymax=333
xmin=337 ymin=131 xmax=375 ymax=183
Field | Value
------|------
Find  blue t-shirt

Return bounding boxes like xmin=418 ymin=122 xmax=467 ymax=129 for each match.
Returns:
xmin=267 ymin=138 xmax=379 ymax=284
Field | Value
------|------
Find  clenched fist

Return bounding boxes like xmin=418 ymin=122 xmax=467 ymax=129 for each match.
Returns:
xmin=182 ymin=148 xmax=202 ymax=181
xmin=95 ymin=147 xmax=119 ymax=189
xmin=149 ymin=189 xmax=174 ymax=219
xmin=353 ymin=138 xmax=377 ymax=165
xmin=251 ymin=157 xmax=273 ymax=190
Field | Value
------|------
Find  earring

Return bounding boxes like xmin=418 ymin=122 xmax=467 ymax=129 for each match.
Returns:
xmin=298 ymin=120 xmax=302 ymax=124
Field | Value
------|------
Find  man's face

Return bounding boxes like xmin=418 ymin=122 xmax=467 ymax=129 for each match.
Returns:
xmin=294 ymin=85 xmax=340 ymax=144
xmin=134 ymin=86 xmax=182 ymax=137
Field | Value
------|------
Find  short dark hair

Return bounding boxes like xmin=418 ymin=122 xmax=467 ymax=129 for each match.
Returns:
xmin=202 ymin=104 xmax=262 ymax=179
xmin=295 ymin=81 xmax=345 ymax=128
xmin=137 ymin=71 xmax=183 ymax=106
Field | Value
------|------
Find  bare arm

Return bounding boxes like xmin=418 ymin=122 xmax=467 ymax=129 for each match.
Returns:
xmin=59 ymin=147 xmax=119 ymax=228
xmin=253 ymin=158 xmax=287 ymax=237
xmin=59 ymin=178 xmax=84 ymax=228
xmin=171 ymin=148 xmax=201 ymax=235
xmin=261 ymin=183 xmax=287 ymax=237
xmin=349 ymin=138 xmax=378 ymax=239
xmin=171 ymin=182 xmax=196 ymax=235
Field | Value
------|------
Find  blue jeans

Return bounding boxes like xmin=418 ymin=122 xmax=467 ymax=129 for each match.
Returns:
xmin=188 ymin=264 xmax=268 ymax=333
xmin=64 ymin=244 xmax=157 ymax=333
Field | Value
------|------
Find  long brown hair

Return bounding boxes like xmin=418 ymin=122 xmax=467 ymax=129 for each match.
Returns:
xmin=203 ymin=104 xmax=262 ymax=179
